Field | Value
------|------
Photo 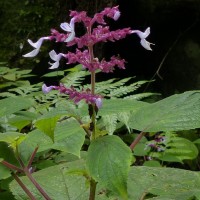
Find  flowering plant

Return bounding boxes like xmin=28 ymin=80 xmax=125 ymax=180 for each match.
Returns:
xmin=23 ymin=5 xmax=153 ymax=199
xmin=2 ymin=5 xmax=154 ymax=200
xmin=1 ymin=4 xmax=200 ymax=200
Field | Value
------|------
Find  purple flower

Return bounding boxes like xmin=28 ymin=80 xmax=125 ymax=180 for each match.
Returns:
xmin=42 ymin=84 xmax=56 ymax=94
xmin=42 ymin=84 xmax=103 ymax=108
xmin=23 ymin=37 xmax=50 ymax=57
xmin=95 ymin=97 xmax=102 ymax=109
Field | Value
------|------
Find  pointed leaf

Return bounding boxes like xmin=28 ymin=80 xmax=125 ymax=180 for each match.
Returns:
xmin=128 ymin=91 xmax=200 ymax=132
xmin=52 ymin=120 xmax=85 ymax=157
xmin=86 ymin=135 xmax=132 ymax=199
xmin=35 ymin=116 xmax=60 ymax=141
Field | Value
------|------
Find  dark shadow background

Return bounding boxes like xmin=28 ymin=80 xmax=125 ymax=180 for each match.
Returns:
xmin=102 ymin=0 xmax=200 ymax=97
xmin=1 ymin=0 xmax=200 ymax=97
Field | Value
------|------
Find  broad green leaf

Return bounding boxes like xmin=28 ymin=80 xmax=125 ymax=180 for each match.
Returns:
xmin=35 ymin=116 xmax=60 ymax=141
xmin=128 ymin=166 xmax=200 ymax=200
xmin=98 ymin=99 xmax=148 ymax=116
xmin=0 ymin=132 xmax=26 ymax=150
xmin=0 ymin=163 xmax=11 ymax=180
xmin=0 ymin=97 xmax=34 ymax=117
xmin=21 ymin=119 xmax=86 ymax=157
xmin=52 ymin=120 xmax=85 ymax=157
xmin=86 ymin=135 xmax=132 ymax=199
xmin=9 ymin=159 xmax=117 ymax=200
xmin=0 ymin=142 xmax=18 ymax=162
xmin=10 ymin=160 xmax=89 ymax=200
xmin=19 ymin=129 xmax=53 ymax=153
xmin=128 ymin=91 xmax=200 ymax=132
xmin=8 ymin=116 xmax=31 ymax=132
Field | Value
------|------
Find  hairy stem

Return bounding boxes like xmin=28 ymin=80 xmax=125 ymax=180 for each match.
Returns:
xmin=89 ymin=178 xmax=97 ymax=200
xmin=12 ymin=173 xmax=37 ymax=200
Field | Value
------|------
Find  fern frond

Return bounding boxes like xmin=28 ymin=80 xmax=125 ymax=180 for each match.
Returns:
xmin=61 ymin=65 xmax=90 ymax=87
xmin=124 ymin=92 xmax=160 ymax=100
xmin=96 ymin=77 xmax=133 ymax=95
xmin=107 ymin=80 xmax=150 ymax=98
xmin=117 ymin=112 xmax=131 ymax=133
xmin=101 ymin=114 xmax=118 ymax=135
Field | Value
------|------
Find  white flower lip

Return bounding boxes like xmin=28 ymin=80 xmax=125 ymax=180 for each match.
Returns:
xmin=131 ymin=27 xmax=154 ymax=51
xmin=60 ymin=18 xmax=75 ymax=42
xmin=23 ymin=37 xmax=49 ymax=57
xmin=48 ymin=50 xmax=63 ymax=69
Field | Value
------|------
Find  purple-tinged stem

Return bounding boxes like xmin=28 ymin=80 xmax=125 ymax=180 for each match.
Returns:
xmin=12 ymin=173 xmax=37 ymax=200
xmin=27 ymin=146 xmax=39 ymax=169
xmin=23 ymin=167 xmax=52 ymax=200
xmin=130 ymin=131 xmax=146 ymax=151
xmin=1 ymin=160 xmax=23 ymax=173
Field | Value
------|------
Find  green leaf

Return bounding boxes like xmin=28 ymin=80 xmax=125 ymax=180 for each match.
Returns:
xmin=86 ymin=135 xmax=132 ymax=199
xmin=128 ymin=91 xmax=200 ymax=132
xmin=128 ymin=166 xmax=200 ymax=200
xmin=98 ymin=99 xmax=148 ymax=116
xmin=35 ymin=116 xmax=60 ymax=141
xmin=52 ymin=120 xmax=85 ymax=157
xmin=9 ymin=160 xmax=88 ymax=200
xmin=19 ymin=129 xmax=53 ymax=153
xmin=0 ymin=97 xmax=34 ymax=117
xmin=8 ymin=116 xmax=31 ymax=132
xmin=0 ymin=132 xmax=26 ymax=149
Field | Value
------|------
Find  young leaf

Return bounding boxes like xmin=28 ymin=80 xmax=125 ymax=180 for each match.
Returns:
xmin=86 ymin=135 xmax=132 ymax=199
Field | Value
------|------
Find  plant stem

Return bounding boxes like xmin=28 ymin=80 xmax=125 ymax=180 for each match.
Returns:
xmin=130 ymin=131 xmax=146 ymax=150
xmin=1 ymin=160 xmax=23 ymax=173
xmin=23 ymin=167 xmax=52 ymax=200
xmin=28 ymin=146 xmax=39 ymax=169
xmin=12 ymin=173 xmax=37 ymax=200
xmin=89 ymin=178 xmax=97 ymax=200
